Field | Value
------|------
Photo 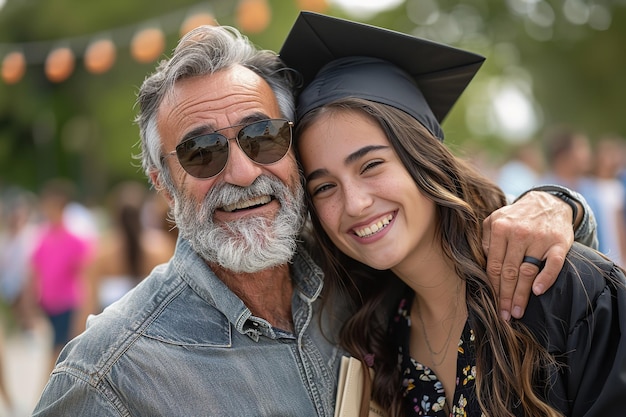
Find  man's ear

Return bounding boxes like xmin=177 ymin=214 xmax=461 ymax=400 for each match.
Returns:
xmin=150 ymin=170 xmax=174 ymax=205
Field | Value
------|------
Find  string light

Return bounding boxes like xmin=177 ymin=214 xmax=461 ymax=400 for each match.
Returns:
xmin=1 ymin=50 xmax=26 ymax=84
xmin=180 ymin=12 xmax=218 ymax=37
xmin=84 ymin=38 xmax=117 ymax=74
xmin=296 ymin=0 xmax=328 ymax=13
xmin=0 ymin=1 xmax=314 ymax=84
xmin=0 ymin=3 xmax=226 ymax=83
xmin=45 ymin=47 xmax=75 ymax=83
xmin=236 ymin=0 xmax=271 ymax=34
xmin=130 ymin=27 xmax=165 ymax=64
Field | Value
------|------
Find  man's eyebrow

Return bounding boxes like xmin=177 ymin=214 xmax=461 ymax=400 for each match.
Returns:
xmin=305 ymin=145 xmax=390 ymax=183
xmin=235 ymin=112 xmax=270 ymax=127
xmin=179 ymin=112 xmax=271 ymax=143
xmin=180 ymin=126 xmax=213 ymax=143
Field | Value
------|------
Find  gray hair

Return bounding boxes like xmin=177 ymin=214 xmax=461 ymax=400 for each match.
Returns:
xmin=134 ymin=25 xmax=297 ymax=189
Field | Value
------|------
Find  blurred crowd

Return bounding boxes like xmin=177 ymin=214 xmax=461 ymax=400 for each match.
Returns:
xmin=495 ymin=126 xmax=626 ymax=267
xmin=0 ymin=179 xmax=177 ymax=416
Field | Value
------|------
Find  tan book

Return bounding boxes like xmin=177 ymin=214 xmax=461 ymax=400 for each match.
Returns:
xmin=334 ymin=356 xmax=387 ymax=417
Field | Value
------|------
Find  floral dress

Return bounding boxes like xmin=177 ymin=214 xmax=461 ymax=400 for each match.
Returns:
xmin=391 ymin=298 xmax=482 ymax=417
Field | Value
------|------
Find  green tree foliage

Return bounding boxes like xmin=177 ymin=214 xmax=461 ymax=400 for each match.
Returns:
xmin=1 ymin=0 xmax=624 ymax=199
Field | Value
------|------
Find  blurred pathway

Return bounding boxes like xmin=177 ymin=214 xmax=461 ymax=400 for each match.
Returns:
xmin=1 ymin=321 xmax=51 ymax=417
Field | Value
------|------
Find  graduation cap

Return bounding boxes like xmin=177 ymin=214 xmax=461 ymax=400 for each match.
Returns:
xmin=279 ymin=11 xmax=485 ymax=140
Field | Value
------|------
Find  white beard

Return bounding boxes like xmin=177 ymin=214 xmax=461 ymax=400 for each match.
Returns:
xmin=172 ymin=174 xmax=306 ymax=273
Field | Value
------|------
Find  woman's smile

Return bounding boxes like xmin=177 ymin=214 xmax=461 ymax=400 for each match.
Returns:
xmin=351 ymin=212 xmax=395 ymax=238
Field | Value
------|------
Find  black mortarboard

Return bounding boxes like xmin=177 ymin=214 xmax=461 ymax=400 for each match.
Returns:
xmin=279 ymin=11 xmax=485 ymax=140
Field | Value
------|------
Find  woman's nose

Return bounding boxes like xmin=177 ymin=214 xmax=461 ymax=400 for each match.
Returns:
xmin=342 ymin=183 xmax=373 ymax=217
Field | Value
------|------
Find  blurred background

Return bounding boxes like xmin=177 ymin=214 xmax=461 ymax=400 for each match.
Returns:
xmin=1 ymin=0 xmax=625 ymax=195
xmin=0 ymin=0 xmax=625 ymax=415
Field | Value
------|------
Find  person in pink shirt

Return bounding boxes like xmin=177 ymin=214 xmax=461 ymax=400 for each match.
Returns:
xmin=29 ymin=179 xmax=91 ymax=371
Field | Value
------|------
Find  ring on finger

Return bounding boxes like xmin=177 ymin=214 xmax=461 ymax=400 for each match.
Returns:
xmin=522 ymin=255 xmax=545 ymax=269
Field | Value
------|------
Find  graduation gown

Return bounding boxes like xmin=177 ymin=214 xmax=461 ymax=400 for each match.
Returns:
xmin=521 ymin=242 xmax=626 ymax=416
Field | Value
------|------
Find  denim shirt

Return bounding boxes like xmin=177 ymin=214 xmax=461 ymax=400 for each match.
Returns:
xmin=32 ymin=237 xmax=344 ymax=417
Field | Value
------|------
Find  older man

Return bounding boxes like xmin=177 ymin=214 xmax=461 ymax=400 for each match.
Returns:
xmin=33 ymin=19 xmax=595 ymax=416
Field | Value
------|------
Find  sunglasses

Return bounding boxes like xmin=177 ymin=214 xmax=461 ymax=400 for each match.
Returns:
xmin=165 ymin=119 xmax=294 ymax=179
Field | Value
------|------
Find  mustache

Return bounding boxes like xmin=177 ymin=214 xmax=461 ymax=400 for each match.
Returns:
xmin=202 ymin=175 xmax=290 ymax=213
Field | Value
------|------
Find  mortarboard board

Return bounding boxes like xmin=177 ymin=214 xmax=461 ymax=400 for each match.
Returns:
xmin=279 ymin=11 xmax=485 ymax=140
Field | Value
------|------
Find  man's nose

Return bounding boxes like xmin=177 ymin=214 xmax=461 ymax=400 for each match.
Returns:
xmin=221 ymin=138 xmax=263 ymax=187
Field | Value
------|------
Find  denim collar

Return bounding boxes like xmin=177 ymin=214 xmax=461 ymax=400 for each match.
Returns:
xmin=170 ymin=237 xmax=324 ymax=339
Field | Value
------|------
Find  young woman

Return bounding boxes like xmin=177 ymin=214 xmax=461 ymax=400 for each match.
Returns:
xmin=295 ymin=97 xmax=626 ymax=416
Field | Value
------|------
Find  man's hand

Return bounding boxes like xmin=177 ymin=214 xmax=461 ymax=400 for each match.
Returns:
xmin=482 ymin=191 xmax=574 ymax=320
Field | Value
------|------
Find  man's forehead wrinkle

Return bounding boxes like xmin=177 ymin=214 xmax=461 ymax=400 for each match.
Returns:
xmin=164 ymin=81 xmax=268 ymax=116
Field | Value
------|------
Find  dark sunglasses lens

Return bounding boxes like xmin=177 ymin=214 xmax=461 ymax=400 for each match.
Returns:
xmin=176 ymin=134 xmax=229 ymax=178
xmin=238 ymin=120 xmax=292 ymax=164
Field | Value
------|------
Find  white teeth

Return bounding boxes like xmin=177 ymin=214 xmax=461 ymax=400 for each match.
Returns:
xmin=222 ymin=195 xmax=271 ymax=212
xmin=354 ymin=214 xmax=393 ymax=238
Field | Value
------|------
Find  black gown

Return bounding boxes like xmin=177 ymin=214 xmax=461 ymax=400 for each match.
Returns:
xmin=521 ymin=242 xmax=626 ymax=416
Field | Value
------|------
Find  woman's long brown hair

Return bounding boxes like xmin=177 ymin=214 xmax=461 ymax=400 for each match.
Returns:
xmin=296 ymin=98 xmax=563 ymax=417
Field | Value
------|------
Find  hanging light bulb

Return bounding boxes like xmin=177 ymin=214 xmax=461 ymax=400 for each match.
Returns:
xmin=296 ymin=0 xmax=329 ymax=13
xmin=45 ymin=47 xmax=75 ymax=83
xmin=236 ymin=0 xmax=271 ymax=34
xmin=1 ymin=51 xmax=26 ymax=84
xmin=84 ymin=38 xmax=117 ymax=74
xmin=180 ymin=12 xmax=218 ymax=36
xmin=130 ymin=27 xmax=165 ymax=63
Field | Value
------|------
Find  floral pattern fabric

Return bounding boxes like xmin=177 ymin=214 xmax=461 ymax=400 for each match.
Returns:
xmin=392 ymin=298 xmax=483 ymax=417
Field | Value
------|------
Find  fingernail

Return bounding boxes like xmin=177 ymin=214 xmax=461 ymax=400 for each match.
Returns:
xmin=533 ymin=283 xmax=544 ymax=295
xmin=512 ymin=306 xmax=523 ymax=318
xmin=500 ymin=310 xmax=511 ymax=321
